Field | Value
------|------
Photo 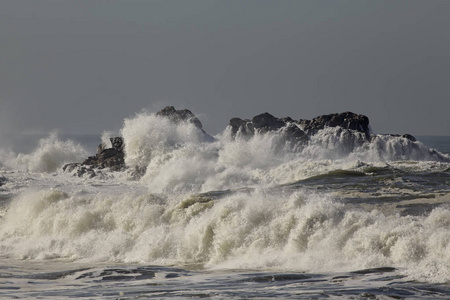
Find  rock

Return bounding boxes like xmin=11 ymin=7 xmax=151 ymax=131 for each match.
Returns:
xmin=299 ymin=112 xmax=370 ymax=139
xmin=63 ymin=106 xmax=214 ymax=178
xmin=252 ymin=112 xmax=285 ymax=133
xmin=228 ymin=112 xmax=308 ymax=146
xmin=157 ymin=106 xmax=203 ymax=129
xmin=157 ymin=106 xmax=214 ymax=142
xmin=62 ymin=163 xmax=97 ymax=178
xmin=62 ymin=162 xmax=80 ymax=173
xmin=402 ymin=134 xmax=417 ymax=142
xmin=0 ymin=176 xmax=7 ymax=186
xmin=110 ymin=137 xmax=124 ymax=151
xmin=283 ymin=123 xmax=309 ymax=144
xmin=83 ymin=146 xmax=125 ymax=171
xmin=63 ymin=136 xmax=125 ymax=176
xmin=229 ymin=118 xmax=254 ymax=137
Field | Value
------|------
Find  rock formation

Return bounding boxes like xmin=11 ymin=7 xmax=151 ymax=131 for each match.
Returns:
xmin=298 ymin=112 xmax=370 ymax=139
xmin=156 ymin=106 xmax=203 ymax=129
xmin=63 ymin=137 xmax=125 ymax=177
xmin=229 ymin=112 xmax=308 ymax=145
xmin=63 ymin=106 xmax=424 ymax=178
xmin=63 ymin=106 xmax=213 ymax=177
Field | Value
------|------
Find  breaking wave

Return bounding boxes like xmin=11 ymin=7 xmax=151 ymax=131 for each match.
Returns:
xmin=2 ymin=132 xmax=88 ymax=173
xmin=116 ymin=111 xmax=449 ymax=193
xmin=1 ymin=188 xmax=450 ymax=283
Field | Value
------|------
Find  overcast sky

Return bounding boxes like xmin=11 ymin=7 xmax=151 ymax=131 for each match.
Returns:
xmin=1 ymin=0 xmax=449 ymax=136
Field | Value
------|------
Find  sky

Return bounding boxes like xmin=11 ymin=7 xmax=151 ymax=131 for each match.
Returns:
xmin=1 ymin=0 xmax=449 ymax=136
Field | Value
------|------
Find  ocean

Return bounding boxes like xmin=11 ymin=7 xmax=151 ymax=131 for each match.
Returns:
xmin=0 ymin=111 xmax=449 ymax=299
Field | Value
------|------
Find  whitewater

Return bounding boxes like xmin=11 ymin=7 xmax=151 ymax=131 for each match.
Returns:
xmin=0 ymin=108 xmax=449 ymax=299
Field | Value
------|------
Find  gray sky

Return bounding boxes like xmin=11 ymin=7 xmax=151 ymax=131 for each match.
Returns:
xmin=1 ymin=0 xmax=449 ymax=136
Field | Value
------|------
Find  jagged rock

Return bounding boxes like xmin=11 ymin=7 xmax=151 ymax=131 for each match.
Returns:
xmin=229 ymin=118 xmax=254 ymax=137
xmin=283 ymin=123 xmax=309 ymax=144
xmin=299 ymin=112 xmax=370 ymax=139
xmin=63 ymin=136 xmax=125 ymax=175
xmin=62 ymin=163 xmax=97 ymax=178
xmin=110 ymin=137 xmax=124 ymax=151
xmin=252 ymin=112 xmax=285 ymax=133
xmin=83 ymin=147 xmax=125 ymax=171
xmin=157 ymin=106 xmax=214 ymax=142
xmin=63 ymin=107 xmax=213 ymax=178
xmin=157 ymin=106 xmax=203 ymax=129
xmin=62 ymin=163 xmax=80 ymax=173
xmin=228 ymin=112 xmax=308 ymax=146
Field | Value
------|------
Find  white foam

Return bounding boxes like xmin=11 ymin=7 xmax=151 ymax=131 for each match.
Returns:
xmin=4 ymin=132 xmax=88 ymax=173
xmin=1 ymin=187 xmax=450 ymax=282
xmin=115 ymin=114 xmax=450 ymax=193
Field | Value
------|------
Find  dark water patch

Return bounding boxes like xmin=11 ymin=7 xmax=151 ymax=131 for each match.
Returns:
xmin=397 ymin=202 xmax=445 ymax=216
xmin=77 ymin=267 xmax=156 ymax=281
xmin=181 ymin=188 xmax=256 ymax=209
xmin=300 ymin=169 xmax=366 ymax=183
xmin=75 ymin=265 xmax=192 ymax=283
xmin=352 ymin=267 xmax=396 ymax=275
xmin=363 ymin=165 xmax=398 ymax=175
xmin=164 ymin=272 xmax=181 ymax=278
xmin=3 ymin=268 xmax=91 ymax=280
xmin=238 ymin=272 xmax=320 ymax=283
xmin=0 ymin=286 xmax=20 ymax=290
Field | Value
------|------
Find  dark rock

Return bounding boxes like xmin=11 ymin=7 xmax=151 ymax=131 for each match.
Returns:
xmin=252 ymin=112 xmax=285 ymax=133
xmin=300 ymin=112 xmax=370 ymax=139
xmin=63 ymin=136 xmax=126 ymax=175
xmin=62 ymin=162 xmax=80 ymax=173
xmin=110 ymin=137 xmax=124 ymax=151
xmin=228 ymin=112 xmax=308 ymax=146
xmin=157 ymin=106 xmax=203 ymax=129
xmin=97 ymin=143 xmax=106 ymax=155
xmin=63 ymin=106 xmax=214 ymax=178
xmin=157 ymin=106 xmax=214 ymax=142
xmin=62 ymin=163 xmax=97 ymax=178
xmin=229 ymin=118 xmax=254 ymax=137
xmin=402 ymin=134 xmax=417 ymax=142
xmin=83 ymin=147 xmax=125 ymax=171
xmin=283 ymin=123 xmax=309 ymax=144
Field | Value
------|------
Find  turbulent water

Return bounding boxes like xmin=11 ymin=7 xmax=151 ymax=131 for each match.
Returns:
xmin=0 ymin=110 xmax=449 ymax=299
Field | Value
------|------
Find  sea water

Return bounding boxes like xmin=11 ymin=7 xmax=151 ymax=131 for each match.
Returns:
xmin=0 ymin=111 xmax=449 ymax=299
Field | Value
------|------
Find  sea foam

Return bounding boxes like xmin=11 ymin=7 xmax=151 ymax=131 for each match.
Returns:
xmin=6 ymin=133 xmax=88 ymax=173
xmin=1 ymin=187 xmax=450 ymax=282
